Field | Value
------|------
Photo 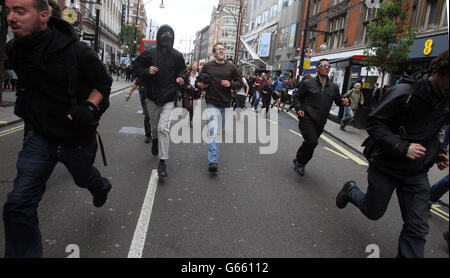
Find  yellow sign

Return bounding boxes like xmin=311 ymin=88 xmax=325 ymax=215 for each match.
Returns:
xmin=303 ymin=59 xmax=311 ymax=70
xmin=424 ymin=39 xmax=433 ymax=56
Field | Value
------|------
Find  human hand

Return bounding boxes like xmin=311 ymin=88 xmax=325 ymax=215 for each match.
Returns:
xmin=197 ymin=82 xmax=208 ymax=89
xmin=342 ymin=98 xmax=349 ymax=106
xmin=67 ymin=101 xmax=99 ymax=127
xmin=406 ymin=143 xmax=427 ymax=160
xmin=437 ymin=154 xmax=449 ymax=170
xmin=149 ymin=66 xmax=159 ymax=75
xmin=297 ymin=110 xmax=305 ymax=118
xmin=176 ymin=77 xmax=184 ymax=86
xmin=221 ymin=80 xmax=231 ymax=88
xmin=125 ymin=93 xmax=132 ymax=101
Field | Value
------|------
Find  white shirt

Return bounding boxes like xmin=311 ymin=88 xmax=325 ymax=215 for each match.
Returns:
xmin=236 ymin=77 xmax=248 ymax=96
xmin=189 ymin=72 xmax=198 ymax=88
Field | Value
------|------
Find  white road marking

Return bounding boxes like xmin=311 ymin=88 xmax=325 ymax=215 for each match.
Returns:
xmin=128 ymin=169 xmax=159 ymax=258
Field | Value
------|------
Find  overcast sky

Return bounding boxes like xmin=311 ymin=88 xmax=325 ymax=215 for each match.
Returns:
xmin=144 ymin=0 xmax=218 ymax=53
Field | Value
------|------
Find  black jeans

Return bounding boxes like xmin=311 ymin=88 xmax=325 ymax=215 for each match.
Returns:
xmin=296 ymin=118 xmax=324 ymax=166
xmin=348 ymin=166 xmax=430 ymax=258
xmin=3 ymin=132 xmax=112 ymax=258
xmin=138 ymin=88 xmax=152 ymax=137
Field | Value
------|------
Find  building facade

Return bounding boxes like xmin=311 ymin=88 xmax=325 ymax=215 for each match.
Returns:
xmin=207 ymin=0 xmax=248 ymax=63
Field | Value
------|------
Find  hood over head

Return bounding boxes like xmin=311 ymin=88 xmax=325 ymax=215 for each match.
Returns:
xmin=156 ymin=25 xmax=175 ymax=50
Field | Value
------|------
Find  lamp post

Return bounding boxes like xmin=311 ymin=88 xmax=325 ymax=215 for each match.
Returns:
xmin=298 ymin=0 xmax=329 ymax=77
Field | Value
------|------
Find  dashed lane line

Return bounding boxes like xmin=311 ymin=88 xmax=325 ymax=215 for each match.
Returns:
xmin=285 ymin=111 xmax=368 ymax=166
xmin=128 ymin=169 xmax=159 ymax=258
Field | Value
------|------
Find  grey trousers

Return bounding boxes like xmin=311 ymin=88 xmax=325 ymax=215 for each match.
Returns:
xmin=146 ymin=100 xmax=174 ymax=160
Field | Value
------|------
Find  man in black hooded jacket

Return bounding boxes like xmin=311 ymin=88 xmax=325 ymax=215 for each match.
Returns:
xmin=133 ymin=25 xmax=185 ymax=177
xmin=3 ymin=0 xmax=112 ymax=258
xmin=336 ymin=49 xmax=449 ymax=258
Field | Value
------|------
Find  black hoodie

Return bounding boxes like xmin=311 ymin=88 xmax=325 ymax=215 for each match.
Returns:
xmin=133 ymin=25 xmax=186 ymax=105
xmin=7 ymin=17 xmax=112 ymax=145
xmin=364 ymin=71 xmax=449 ymax=178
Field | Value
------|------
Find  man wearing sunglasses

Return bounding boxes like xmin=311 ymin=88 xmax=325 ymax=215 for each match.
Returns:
xmin=292 ymin=59 xmax=349 ymax=176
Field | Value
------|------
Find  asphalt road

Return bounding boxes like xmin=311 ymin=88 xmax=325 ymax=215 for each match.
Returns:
xmin=0 ymin=87 xmax=448 ymax=258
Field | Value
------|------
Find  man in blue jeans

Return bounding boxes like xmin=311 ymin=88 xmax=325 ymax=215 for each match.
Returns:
xmin=4 ymin=0 xmax=112 ymax=257
xmin=197 ymin=42 xmax=243 ymax=173
xmin=335 ymin=49 xmax=449 ymax=258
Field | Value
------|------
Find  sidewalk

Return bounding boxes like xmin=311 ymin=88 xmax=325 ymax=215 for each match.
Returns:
xmin=0 ymin=79 xmax=133 ymax=128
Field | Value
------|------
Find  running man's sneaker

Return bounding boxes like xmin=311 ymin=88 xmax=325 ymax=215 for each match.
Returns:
xmin=336 ymin=181 xmax=357 ymax=209
xmin=208 ymin=163 xmax=218 ymax=173
xmin=158 ymin=160 xmax=167 ymax=177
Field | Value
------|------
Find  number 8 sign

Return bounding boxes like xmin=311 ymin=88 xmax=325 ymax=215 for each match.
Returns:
xmin=424 ymin=39 xmax=433 ymax=56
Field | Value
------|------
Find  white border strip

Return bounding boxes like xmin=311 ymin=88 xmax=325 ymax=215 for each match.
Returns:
xmin=127 ymin=169 xmax=159 ymax=258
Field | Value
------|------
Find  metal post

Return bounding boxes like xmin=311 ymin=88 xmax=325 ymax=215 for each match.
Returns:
xmin=127 ymin=0 xmax=130 ymax=24
xmin=94 ymin=0 xmax=100 ymax=54
xmin=299 ymin=0 xmax=311 ymax=77
xmin=234 ymin=0 xmax=243 ymax=65
xmin=133 ymin=0 xmax=140 ymax=58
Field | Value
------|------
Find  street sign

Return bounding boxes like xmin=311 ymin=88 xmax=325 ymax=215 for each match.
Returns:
xmin=303 ymin=58 xmax=311 ymax=70
xmin=83 ymin=32 xmax=95 ymax=41
xmin=266 ymin=65 xmax=273 ymax=71
xmin=306 ymin=48 xmax=312 ymax=56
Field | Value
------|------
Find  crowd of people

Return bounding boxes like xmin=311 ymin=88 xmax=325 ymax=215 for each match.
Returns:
xmin=2 ymin=0 xmax=448 ymax=259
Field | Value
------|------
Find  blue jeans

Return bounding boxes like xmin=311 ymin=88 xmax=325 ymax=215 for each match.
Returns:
xmin=430 ymin=175 xmax=449 ymax=203
xmin=347 ymin=166 xmax=430 ymax=258
xmin=206 ymin=104 xmax=226 ymax=164
xmin=252 ymin=91 xmax=261 ymax=110
xmin=3 ymin=132 xmax=112 ymax=258
xmin=341 ymin=106 xmax=354 ymax=127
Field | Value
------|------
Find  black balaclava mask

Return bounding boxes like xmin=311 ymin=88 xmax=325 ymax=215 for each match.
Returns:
xmin=157 ymin=25 xmax=175 ymax=51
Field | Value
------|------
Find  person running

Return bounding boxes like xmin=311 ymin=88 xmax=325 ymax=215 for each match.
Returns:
xmin=182 ymin=62 xmax=200 ymax=127
xmin=252 ymin=73 xmax=266 ymax=112
xmin=261 ymin=76 xmax=274 ymax=116
xmin=271 ymin=75 xmax=286 ymax=112
xmin=125 ymin=79 xmax=152 ymax=143
xmin=196 ymin=42 xmax=243 ymax=174
xmin=133 ymin=25 xmax=186 ymax=178
xmin=3 ymin=0 xmax=112 ymax=257
xmin=335 ymin=49 xmax=449 ymax=258
xmin=233 ymin=69 xmax=249 ymax=110
xmin=292 ymin=59 xmax=349 ymax=176
xmin=340 ymin=82 xmax=364 ymax=131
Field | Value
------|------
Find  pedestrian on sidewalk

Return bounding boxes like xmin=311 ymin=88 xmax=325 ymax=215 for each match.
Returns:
xmin=125 ymin=78 xmax=152 ymax=143
xmin=335 ymin=49 xmax=449 ymax=258
xmin=3 ymin=0 xmax=112 ymax=258
xmin=233 ymin=69 xmax=249 ymax=111
xmin=8 ymin=70 xmax=18 ymax=91
xmin=196 ymin=42 xmax=243 ymax=174
xmin=340 ymin=82 xmax=364 ymax=131
xmin=292 ymin=59 xmax=349 ymax=176
xmin=133 ymin=24 xmax=185 ymax=178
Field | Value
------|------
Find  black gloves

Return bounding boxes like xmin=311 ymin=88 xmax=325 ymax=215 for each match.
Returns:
xmin=69 ymin=101 xmax=99 ymax=127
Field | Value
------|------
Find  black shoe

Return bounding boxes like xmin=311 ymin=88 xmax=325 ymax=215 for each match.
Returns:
xmin=93 ymin=185 xmax=111 ymax=208
xmin=336 ymin=181 xmax=357 ymax=209
xmin=145 ymin=136 xmax=151 ymax=144
xmin=152 ymin=139 xmax=158 ymax=156
xmin=293 ymin=159 xmax=305 ymax=176
xmin=158 ymin=160 xmax=167 ymax=177
xmin=208 ymin=163 xmax=218 ymax=173
xmin=340 ymin=123 xmax=346 ymax=131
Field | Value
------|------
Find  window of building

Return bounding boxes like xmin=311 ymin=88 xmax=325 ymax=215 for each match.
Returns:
xmin=328 ymin=14 xmax=346 ymax=50
xmin=410 ymin=0 xmax=448 ymax=31
xmin=278 ymin=26 xmax=289 ymax=49
xmin=288 ymin=0 xmax=294 ymax=6
xmin=361 ymin=5 xmax=377 ymax=44
xmin=278 ymin=0 xmax=283 ymax=12
xmin=256 ymin=15 xmax=261 ymax=27
xmin=263 ymin=10 xmax=269 ymax=23
xmin=288 ymin=24 xmax=297 ymax=48
xmin=273 ymin=4 xmax=278 ymax=17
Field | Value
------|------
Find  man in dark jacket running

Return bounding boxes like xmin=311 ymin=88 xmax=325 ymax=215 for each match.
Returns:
xmin=293 ymin=59 xmax=349 ymax=176
xmin=133 ymin=25 xmax=186 ymax=177
xmin=4 ymin=0 xmax=112 ymax=257
xmin=336 ymin=49 xmax=449 ymax=258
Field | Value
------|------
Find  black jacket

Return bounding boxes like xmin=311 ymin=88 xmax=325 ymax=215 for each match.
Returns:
xmin=133 ymin=25 xmax=185 ymax=105
xmin=7 ymin=17 xmax=112 ymax=145
xmin=293 ymin=76 xmax=342 ymax=127
xmin=363 ymin=72 xmax=449 ymax=178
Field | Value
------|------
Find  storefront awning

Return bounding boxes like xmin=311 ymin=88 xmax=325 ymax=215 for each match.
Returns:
xmin=240 ymin=38 xmax=268 ymax=67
